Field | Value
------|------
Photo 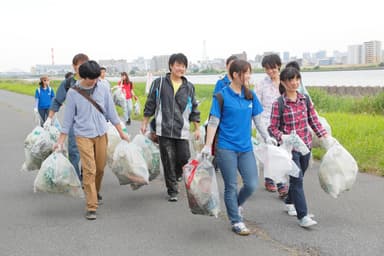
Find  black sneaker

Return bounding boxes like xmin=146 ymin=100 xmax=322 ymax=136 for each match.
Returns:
xmin=168 ymin=196 xmax=178 ymax=202
xmin=85 ymin=211 xmax=96 ymax=220
xmin=126 ymin=118 xmax=131 ymax=125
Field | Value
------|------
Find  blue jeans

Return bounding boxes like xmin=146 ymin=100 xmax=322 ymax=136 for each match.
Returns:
xmin=68 ymin=126 xmax=81 ymax=180
xmin=216 ymin=148 xmax=258 ymax=224
xmin=124 ymin=99 xmax=133 ymax=122
xmin=38 ymin=108 xmax=49 ymax=127
xmin=285 ymin=151 xmax=311 ymax=219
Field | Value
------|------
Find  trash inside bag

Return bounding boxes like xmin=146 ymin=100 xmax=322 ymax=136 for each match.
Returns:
xmin=132 ymin=134 xmax=161 ymax=181
xmin=183 ymin=155 xmax=220 ymax=217
xmin=112 ymin=87 xmax=126 ymax=108
xmin=111 ymin=140 xmax=149 ymax=187
xmin=22 ymin=125 xmax=60 ymax=172
xmin=319 ymin=138 xmax=358 ymax=198
xmin=106 ymin=122 xmax=128 ymax=168
xmin=33 ymin=152 xmax=84 ymax=198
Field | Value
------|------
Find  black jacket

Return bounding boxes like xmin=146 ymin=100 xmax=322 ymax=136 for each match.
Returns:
xmin=143 ymin=73 xmax=200 ymax=139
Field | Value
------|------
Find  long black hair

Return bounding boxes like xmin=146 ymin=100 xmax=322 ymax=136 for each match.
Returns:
xmin=228 ymin=59 xmax=253 ymax=100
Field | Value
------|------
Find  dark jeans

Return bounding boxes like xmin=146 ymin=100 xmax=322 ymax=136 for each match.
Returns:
xmin=285 ymin=151 xmax=311 ymax=219
xmin=158 ymin=136 xmax=190 ymax=197
xmin=38 ymin=108 xmax=49 ymax=127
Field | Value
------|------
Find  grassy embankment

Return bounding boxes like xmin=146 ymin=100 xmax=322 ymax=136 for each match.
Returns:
xmin=1 ymin=80 xmax=383 ymax=176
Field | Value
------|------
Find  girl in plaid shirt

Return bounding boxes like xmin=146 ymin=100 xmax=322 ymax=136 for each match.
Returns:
xmin=268 ymin=67 xmax=329 ymax=228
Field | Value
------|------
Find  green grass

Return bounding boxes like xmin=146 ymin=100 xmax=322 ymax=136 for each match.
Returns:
xmin=1 ymin=80 xmax=384 ymax=175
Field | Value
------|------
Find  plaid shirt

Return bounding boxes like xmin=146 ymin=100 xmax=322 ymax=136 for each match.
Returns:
xmin=268 ymin=93 xmax=327 ymax=149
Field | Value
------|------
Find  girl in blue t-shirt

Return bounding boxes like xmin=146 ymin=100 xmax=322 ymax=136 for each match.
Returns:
xmin=203 ymin=59 xmax=274 ymax=236
xmin=34 ymin=76 xmax=55 ymax=126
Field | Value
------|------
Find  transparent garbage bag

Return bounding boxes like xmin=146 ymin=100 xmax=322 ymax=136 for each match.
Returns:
xmin=183 ymin=154 xmax=220 ymax=217
xmin=111 ymin=140 xmax=149 ymax=187
xmin=33 ymin=152 xmax=84 ymax=198
xmin=319 ymin=138 xmax=358 ymax=198
xmin=22 ymin=125 xmax=60 ymax=172
xmin=112 ymin=87 xmax=126 ymax=108
xmin=132 ymin=134 xmax=161 ymax=181
xmin=134 ymin=101 xmax=141 ymax=115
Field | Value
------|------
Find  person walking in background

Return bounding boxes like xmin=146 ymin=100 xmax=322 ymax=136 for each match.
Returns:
xmin=254 ymin=54 xmax=288 ymax=198
xmin=213 ymin=55 xmax=238 ymax=94
xmin=118 ymin=72 xmax=137 ymax=125
xmin=44 ymin=53 xmax=89 ymax=181
xmin=34 ymin=75 xmax=55 ymax=127
xmin=54 ymin=60 xmax=129 ymax=220
xmin=268 ymin=67 xmax=328 ymax=228
xmin=65 ymin=72 xmax=73 ymax=80
xmin=141 ymin=53 xmax=201 ymax=202
xmin=285 ymin=61 xmax=312 ymax=102
xmin=99 ymin=67 xmax=111 ymax=91
xmin=202 ymin=59 xmax=273 ymax=236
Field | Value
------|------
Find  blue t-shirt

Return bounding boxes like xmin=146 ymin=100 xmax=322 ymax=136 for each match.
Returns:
xmin=213 ymin=74 xmax=231 ymax=95
xmin=210 ymin=86 xmax=263 ymax=152
xmin=35 ymin=86 xmax=55 ymax=109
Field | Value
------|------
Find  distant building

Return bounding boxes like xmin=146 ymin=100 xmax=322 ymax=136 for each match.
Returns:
xmin=347 ymin=45 xmax=363 ymax=65
xmin=232 ymin=51 xmax=247 ymax=61
xmin=150 ymin=55 xmax=170 ymax=72
xmin=363 ymin=40 xmax=382 ymax=64
xmin=33 ymin=64 xmax=72 ymax=76
xmin=99 ymin=59 xmax=129 ymax=75
xmin=282 ymin=51 xmax=290 ymax=63
xmin=314 ymin=50 xmax=327 ymax=60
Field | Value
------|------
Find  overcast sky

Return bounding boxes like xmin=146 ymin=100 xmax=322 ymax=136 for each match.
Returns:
xmin=1 ymin=0 xmax=383 ymax=72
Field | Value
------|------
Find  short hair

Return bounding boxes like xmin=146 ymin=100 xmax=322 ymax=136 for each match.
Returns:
xmin=72 ymin=53 xmax=89 ymax=65
xmin=261 ymin=54 xmax=282 ymax=69
xmin=64 ymin=72 xmax=73 ymax=79
xmin=226 ymin=55 xmax=238 ymax=66
xmin=100 ymin=67 xmax=106 ymax=71
xmin=168 ymin=53 xmax=188 ymax=71
xmin=286 ymin=61 xmax=301 ymax=71
xmin=79 ymin=60 xmax=101 ymax=79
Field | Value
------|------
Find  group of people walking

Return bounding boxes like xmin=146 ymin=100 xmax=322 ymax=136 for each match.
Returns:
xmin=35 ymin=52 xmax=329 ymax=235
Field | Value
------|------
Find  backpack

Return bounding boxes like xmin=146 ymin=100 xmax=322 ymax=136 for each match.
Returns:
xmin=37 ymin=86 xmax=53 ymax=97
xmin=277 ymin=94 xmax=311 ymax=131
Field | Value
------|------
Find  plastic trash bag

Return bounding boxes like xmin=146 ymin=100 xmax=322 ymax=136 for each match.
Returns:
xmin=318 ymin=138 xmax=358 ymax=198
xmin=106 ymin=121 xmax=128 ymax=168
xmin=112 ymin=87 xmax=126 ymax=108
xmin=189 ymin=126 xmax=206 ymax=159
xmin=111 ymin=140 xmax=149 ymax=187
xmin=33 ymin=152 xmax=84 ymax=198
xmin=255 ymin=144 xmax=300 ymax=184
xmin=183 ymin=154 xmax=220 ymax=217
xmin=22 ymin=126 xmax=60 ymax=172
xmin=134 ymin=101 xmax=141 ymax=115
xmin=132 ymin=134 xmax=161 ymax=181
xmin=281 ymin=131 xmax=310 ymax=155
xmin=312 ymin=116 xmax=332 ymax=148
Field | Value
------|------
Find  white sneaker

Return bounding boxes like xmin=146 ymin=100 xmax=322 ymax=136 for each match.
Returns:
xmin=232 ymin=222 xmax=250 ymax=236
xmin=285 ymin=204 xmax=297 ymax=216
xmin=299 ymin=215 xmax=318 ymax=228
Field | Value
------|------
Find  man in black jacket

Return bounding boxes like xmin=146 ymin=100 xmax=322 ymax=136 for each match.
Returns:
xmin=141 ymin=53 xmax=200 ymax=202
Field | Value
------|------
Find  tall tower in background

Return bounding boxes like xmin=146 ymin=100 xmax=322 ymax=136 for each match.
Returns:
xmin=51 ymin=48 xmax=54 ymax=65
xmin=201 ymin=40 xmax=209 ymax=69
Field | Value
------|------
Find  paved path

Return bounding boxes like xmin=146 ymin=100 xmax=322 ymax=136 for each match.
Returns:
xmin=1 ymin=90 xmax=383 ymax=256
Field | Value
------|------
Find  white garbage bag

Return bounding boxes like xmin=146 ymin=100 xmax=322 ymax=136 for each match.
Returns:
xmin=318 ymin=138 xmax=358 ymax=198
xmin=112 ymin=87 xmax=126 ymax=108
xmin=132 ymin=134 xmax=161 ymax=181
xmin=33 ymin=152 xmax=84 ymax=198
xmin=255 ymin=144 xmax=300 ymax=184
xmin=106 ymin=121 xmax=128 ymax=168
xmin=111 ymin=140 xmax=149 ymax=187
xmin=183 ymin=155 xmax=220 ymax=217
xmin=134 ymin=101 xmax=141 ymax=115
